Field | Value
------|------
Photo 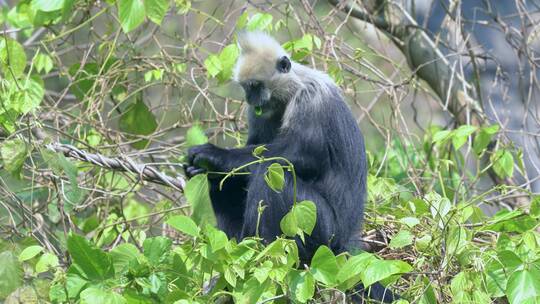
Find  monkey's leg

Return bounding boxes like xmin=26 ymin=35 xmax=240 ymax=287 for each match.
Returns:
xmin=208 ymin=176 xmax=247 ymax=240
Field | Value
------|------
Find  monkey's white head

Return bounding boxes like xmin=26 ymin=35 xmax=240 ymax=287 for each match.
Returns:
xmin=233 ymin=31 xmax=298 ymax=107
xmin=232 ymin=32 xmax=337 ymax=127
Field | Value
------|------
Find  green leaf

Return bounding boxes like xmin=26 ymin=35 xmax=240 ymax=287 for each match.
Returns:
xmin=0 ymin=37 xmax=27 ymax=78
xmin=18 ymin=245 xmax=43 ymax=262
xmin=185 ymin=125 xmax=208 ymax=148
xmin=474 ymin=124 xmax=499 ymax=155
xmin=389 ymin=230 xmax=414 ymax=249
xmin=282 ymin=34 xmax=320 ymax=61
xmin=224 ymin=267 xmax=237 ymax=287
xmin=498 ymin=250 xmax=522 ymax=272
xmin=337 ymin=252 xmax=377 ymax=289
xmin=144 ymin=68 xmax=164 ymax=82
xmin=310 ymin=246 xmax=338 ymax=286
xmin=252 ymin=145 xmax=267 ymax=157
xmin=34 ymin=53 xmax=53 ymax=74
xmin=80 ymin=287 xmax=126 ymax=304
xmin=204 ymin=54 xmax=222 ymax=78
xmin=484 ymin=210 xmax=536 ymax=233
xmin=205 ymin=225 xmax=228 ymax=252
xmin=143 ymin=237 xmax=172 ymax=265
xmin=166 ymin=215 xmax=200 ymax=237
xmin=35 ymin=252 xmax=59 ymax=273
xmin=0 ymin=251 xmax=23 ymax=298
xmin=361 ymin=259 xmax=412 ymax=287
xmin=427 ymin=192 xmax=451 ymax=224
xmin=492 ymin=149 xmax=514 ymax=178
xmin=110 ymin=243 xmax=140 ymax=274
xmin=144 ymin=0 xmax=169 ymax=24
xmin=17 ymin=75 xmax=45 ymax=114
xmin=49 ymin=273 xmax=88 ymax=303
xmin=234 ymin=277 xmax=269 ymax=304
xmin=118 ymin=0 xmax=145 ymax=33
xmin=452 ymin=125 xmax=477 ymax=150
xmin=246 ymin=13 xmax=273 ymax=31
xmin=67 ymin=234 xmax=115 ymax=281
xmin=289 ymin=270 xmax=315 ymax=303
xmin=280 ymin=211 xmax=298 ymax=237
xmin=295 ymin=200 xmax=316 ymax=235
xmin=531 ymin=196 xmax=540 ymax=218
xmin=485 ymin=259 xmax=507 ymax=298
xmin=450 ymin=281 xmax=486 ymax=304
xmin=253 ymin=261 xmax=272 ymax=283
xmin=236 ymin=11 xmax=248 ymax=29
xmin=176 ymin=0 xmax=191 ymax=14
xmin=217 ymin=44 xmax=239 ymax=82
xmin=399 ymin=217 xmax=420 ymax=228
xmin=31 ymin=0 xmax=64 ymax=12
xmin=123 ymin=198 xmax=150 ymax=224
xmin=119 ymin=99 xmax=157 ymax=149
xmin=283 ymin=34 xmax=316 ymax=52
xmin=280 ymin=200 xmax=317 ymax=238
xmin=264 ymin=163 xmax=285 ymax=192
xmin=1 ymin=138 xmax=29 ymax=177
xmin=506 ymin=268 xmax=540 ymax=304
xmin=86 ymin=129 xmax=103 ymax=148
xmin=415 ymin=234 xmax=432 ymax=252
xmin=68 ymin=62 xmax=99 ymax=100
xmin=446 ymin=226 xmax=468 ymax=255
xmin=432 ymin=130 xmax=452 ymax=145
xmin=184 ymin=174 xmax=216 ymax=225
xmin=175 ymin=63 xmax=186 ymax=73
xmin=40 ymin=150 xmax=85 ymax=211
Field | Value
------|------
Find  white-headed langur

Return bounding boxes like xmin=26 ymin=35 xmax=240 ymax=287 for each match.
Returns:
xmin=185 ymin=32 xmax=398 ymax=303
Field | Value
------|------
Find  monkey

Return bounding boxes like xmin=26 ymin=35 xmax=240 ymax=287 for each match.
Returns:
xmin=185 ymin=31 xmax=398 ymax=303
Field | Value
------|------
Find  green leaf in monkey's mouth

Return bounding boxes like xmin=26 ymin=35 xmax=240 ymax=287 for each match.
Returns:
xmin=255 ymin=106 xmax=263 ymax=116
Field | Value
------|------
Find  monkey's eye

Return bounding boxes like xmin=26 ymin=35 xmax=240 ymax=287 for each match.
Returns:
xmin=241 ymin=80 xmax=263 ymax=91
xmin=276 ymin=56 xmax=291 ymax=73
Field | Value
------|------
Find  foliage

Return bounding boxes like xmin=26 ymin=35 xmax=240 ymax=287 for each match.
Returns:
xmin=0 ymin=0 xmax=538 ymax=303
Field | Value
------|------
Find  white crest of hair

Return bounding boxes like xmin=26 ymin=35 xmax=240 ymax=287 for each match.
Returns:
xmin=236 ymin=31 xmax=287 ymax=58
xmin=233 ymin=31 xmax=339 ymax=128
xmin=280 ymin=63 xmax=337 ymax=129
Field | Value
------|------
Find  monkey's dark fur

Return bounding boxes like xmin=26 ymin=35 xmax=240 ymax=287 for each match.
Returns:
xmin=185 ymin=32 xmax=398 ymax=303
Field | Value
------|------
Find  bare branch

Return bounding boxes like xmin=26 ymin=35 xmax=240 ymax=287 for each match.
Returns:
xmin=46 ymin=143 xmax=186 ymax=191
xmin=330 ymin=0 xmax=486 ymax=127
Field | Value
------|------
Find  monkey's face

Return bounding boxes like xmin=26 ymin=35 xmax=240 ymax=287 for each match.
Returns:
xmin=240 ymin=80 xmax=270 ymax=107
xmin=237 ymin=55 xmax=292 ymax=107
xmin=233 ymin=31 xmax=294 ymax=107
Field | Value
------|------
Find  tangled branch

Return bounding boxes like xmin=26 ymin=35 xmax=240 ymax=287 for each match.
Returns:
xmin=46 ymin=143 xmax=186 ymax=191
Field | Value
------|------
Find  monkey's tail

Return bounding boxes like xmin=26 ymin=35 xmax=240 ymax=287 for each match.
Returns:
xmin=350 ymin=282 xmax=400 ymax=303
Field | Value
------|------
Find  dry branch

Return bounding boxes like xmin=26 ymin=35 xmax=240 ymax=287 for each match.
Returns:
xmin=46 ymin=143 xmax=186 ymax=191
xmin=330 ymin=0 xmax=486 ymax=127
xmin=329 ymin=0 xmax=526 ymax=197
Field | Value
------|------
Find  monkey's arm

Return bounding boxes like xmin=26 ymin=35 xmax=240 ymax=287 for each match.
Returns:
xmin=187 ymin=137 xmax=324 ymax=176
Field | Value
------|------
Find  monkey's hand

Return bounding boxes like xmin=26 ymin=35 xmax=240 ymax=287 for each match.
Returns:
xmin=186 ymin=143 xmax=227 ymax=178
xmin=183 ymin=164 xmax=206 ymax=179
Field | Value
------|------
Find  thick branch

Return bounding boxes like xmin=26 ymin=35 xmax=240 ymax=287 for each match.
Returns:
xmin=47 ymin=143 xmax=186 ymax=191
xmin=330 ymin=0 xmax=486 ymax=127
xmin=330 ymin=0 xmax=524 ymax=198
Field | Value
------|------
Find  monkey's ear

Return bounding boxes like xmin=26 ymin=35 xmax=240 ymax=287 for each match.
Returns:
xmin=276 ymin=56 xmax=291 ymax=73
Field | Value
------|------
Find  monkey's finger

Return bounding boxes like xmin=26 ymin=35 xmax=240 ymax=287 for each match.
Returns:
xmin=187 ymin=148 xmax=197 ymax=165
xmin=182 ymin=163 xmax=194 ymax=177
xmin=189 ymin=168 xmax=207 ymax=177
xmin=185 ymin=166 xmax=207 ymax=178
xmin=193 ymin=154 xmax=214 ymax=171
